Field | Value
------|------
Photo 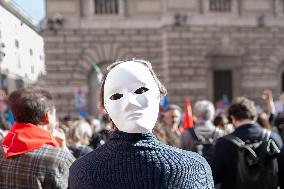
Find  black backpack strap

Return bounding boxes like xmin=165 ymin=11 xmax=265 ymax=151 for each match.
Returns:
xmin=261 ymin=128 xmax=271 ymax=141
xmin=224 ymin=134 xmax=245 ymax=148
xmin=224 ymin=134 xmax=259 ymax=159
xmin=189 ymin=128 xmax=199 ymax=141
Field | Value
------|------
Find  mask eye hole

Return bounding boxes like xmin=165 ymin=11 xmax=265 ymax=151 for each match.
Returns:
xmin=134 ymin=87 xmax=149 ymax=94
xmin=110 ymin=93 xmax=123 ymax=100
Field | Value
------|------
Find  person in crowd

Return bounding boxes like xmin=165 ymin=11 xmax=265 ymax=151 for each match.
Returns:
xmin=212 ymin=97 xmax=284 ymax=189
xmin=89 ymin=114 xmax=111 ymax=149
xmin=152 ymin=118 xmax=168 ymax=145
xmin=163 ymin=104 xmax=182 ymax=132
xmin=67 ymin=119 xmax=93 ymax=158
xmin=58 ymin=115 xmax=73 ymax=134
xmin=0 ymin=87 xmax=75 ymax=189
xmin=181 ymin=100 xmax=225 ymax=164
xmin=154 ymin=104 xmax=182 ymax=148
xmin=261 ymin=89 xmax=276 ymax=126
xmin=257 ymin=112 xmax=271 ymax=129
xmin=275 ymin=92 xmax=284 ymax=142
xmin=0 ymin=89 xmax=11 ymax=131
xmin=69 ymin=59 xmax=214 ymax=189
xmin=261 ymin=89 xmax=284 ymax=136
xmin=0 ymin=128 xmax=4 ymax=140
xmin=213 ymin=112 xmax=234 ymax=134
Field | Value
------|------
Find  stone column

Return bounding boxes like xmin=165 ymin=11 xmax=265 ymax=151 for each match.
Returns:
xmin=82 ymin=0 xmax=95 ymax=18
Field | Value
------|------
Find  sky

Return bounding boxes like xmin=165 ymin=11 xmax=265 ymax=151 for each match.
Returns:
xmin=11 ymin=0 xmax=45 ymax=24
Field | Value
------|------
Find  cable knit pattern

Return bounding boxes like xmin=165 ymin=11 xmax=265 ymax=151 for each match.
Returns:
xmin=69 ymin=130 xmax=214 ymax=189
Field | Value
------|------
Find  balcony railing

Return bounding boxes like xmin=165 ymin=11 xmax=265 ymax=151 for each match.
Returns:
xmin=209 ymin=0 xmax=232 ymax=12
xmin=94 ymin=0 xmax=119 ymax=14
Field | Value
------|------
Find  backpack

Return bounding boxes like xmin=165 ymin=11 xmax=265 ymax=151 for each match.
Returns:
xmin=189 ymin=128 xmax=217 ymax=164
xmin=224 ymin=129 xmax=280 ymax=189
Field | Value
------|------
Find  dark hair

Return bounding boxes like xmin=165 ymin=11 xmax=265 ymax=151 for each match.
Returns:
xmin=274 ymin=112 xmax=284 ymax=128
xmin=99 ymin=59 xmax=167 ymax=109
xmin=213 ymin=112 xmax=228 ymax=126
xmin=8 ymin=87 xmax=55 ymax=124
xmin=228 ymin=97 xmax=257 ymax=121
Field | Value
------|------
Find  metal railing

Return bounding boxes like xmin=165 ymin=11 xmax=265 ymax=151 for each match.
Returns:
xmin=209 ymin=0 xmax=232 ymax=12
xmin=94 ymin=0 xmax=119 ymax=14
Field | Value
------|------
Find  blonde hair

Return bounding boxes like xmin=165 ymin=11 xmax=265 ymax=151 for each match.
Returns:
xmin=67 ymin=120 xmax=93 ymax=147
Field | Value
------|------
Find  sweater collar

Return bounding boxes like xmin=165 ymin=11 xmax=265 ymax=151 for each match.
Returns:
xmin=110 ymin=130 xmax=156 ymax=141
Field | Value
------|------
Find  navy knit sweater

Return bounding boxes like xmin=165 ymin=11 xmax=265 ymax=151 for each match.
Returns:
xmin=69 ymin=130 xmax=214 ymax=189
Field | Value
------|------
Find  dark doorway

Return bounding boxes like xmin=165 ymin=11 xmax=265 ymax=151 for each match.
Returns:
xmin=213 ymin=70 xmax=232 ymax=103
xmin=282 ymin=72 xmax=284 ymax=92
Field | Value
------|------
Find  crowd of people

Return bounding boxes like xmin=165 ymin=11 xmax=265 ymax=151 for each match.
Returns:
xmin=0 ymin=59 xmax=283 ymax=188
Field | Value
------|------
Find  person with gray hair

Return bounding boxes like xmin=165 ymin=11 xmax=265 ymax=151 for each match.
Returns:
xmin=181 ymin=100 xmax=225 ymax=164
xmin=194 ymin=100 xmax=215 ymax=122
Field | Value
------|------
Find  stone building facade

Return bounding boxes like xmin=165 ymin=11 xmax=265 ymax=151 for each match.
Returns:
xmin=42 ymin=0 xmax=284 ymax=118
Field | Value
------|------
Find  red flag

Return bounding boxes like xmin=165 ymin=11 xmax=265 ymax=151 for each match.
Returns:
xmin=182 ymin=99 xmax=194 ymax=130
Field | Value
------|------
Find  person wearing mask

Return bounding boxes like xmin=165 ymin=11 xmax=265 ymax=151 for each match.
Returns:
xmin=69 ymin=59 xmax=214 ymax=189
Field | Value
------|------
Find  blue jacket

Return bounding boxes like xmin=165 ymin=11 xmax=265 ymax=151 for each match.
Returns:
xmin=69 ymin=130 xmax=214 ymax=189
xmin=211 ymin=123 xmax=284 ymax=189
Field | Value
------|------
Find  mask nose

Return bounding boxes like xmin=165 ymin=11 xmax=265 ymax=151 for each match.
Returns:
xmin=125 ymin=93 xmax=141 ymax=107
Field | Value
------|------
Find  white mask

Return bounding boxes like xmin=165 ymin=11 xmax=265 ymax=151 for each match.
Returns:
xmin=104 ymin=61 xmax=160 ymax=133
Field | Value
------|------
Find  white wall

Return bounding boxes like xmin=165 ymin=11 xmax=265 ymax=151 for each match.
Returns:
xmin=0 ymin=5 xmax=45 ymax=83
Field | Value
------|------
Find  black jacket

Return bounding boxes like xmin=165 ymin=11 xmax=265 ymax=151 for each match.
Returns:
xmin=211 ymin=123 xmax=284 ymax=189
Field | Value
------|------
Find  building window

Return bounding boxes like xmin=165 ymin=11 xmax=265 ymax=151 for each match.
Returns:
xmin=94 ymin=0 xmax=118 ymax=14
xmin=29 ymin=49 xmax=33 ymax=56
xmin=31 ymin=65 xmax=34 ymax=74
xmin=15 ymin=40 xmax=19 ymax=49
xmin=16 ymin=79 xmax=24 ymax=89
xmin=0 ymin=74 xmax=7 ymax=91
xmin=209 ymin=0 xmax=231 ymax=12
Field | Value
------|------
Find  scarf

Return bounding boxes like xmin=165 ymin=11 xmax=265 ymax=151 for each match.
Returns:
xmin=2 ymin=122 xmax=60 ymax=158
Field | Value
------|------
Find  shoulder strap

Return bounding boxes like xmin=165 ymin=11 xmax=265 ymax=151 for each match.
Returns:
xmin=189 ymin=128 xmax=199 ymax=141
xmin=211 ymin=127 xmax=217 ymax=139
xmin=224 ymin=135 xmax=259 ymax=159
xmin=261 ymin=128 xmax=271 ymax=141
xmin=224 ymin=134 xmax=245 ymax=148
